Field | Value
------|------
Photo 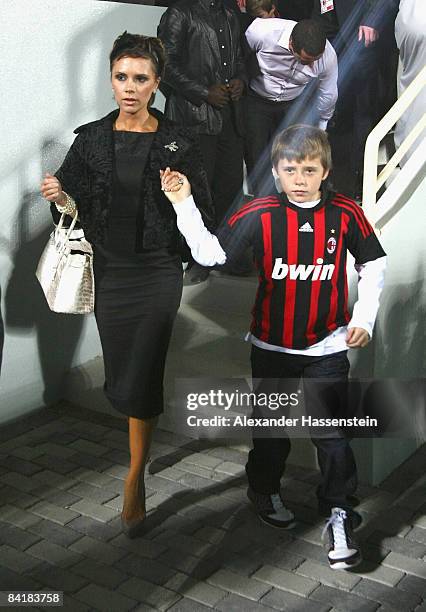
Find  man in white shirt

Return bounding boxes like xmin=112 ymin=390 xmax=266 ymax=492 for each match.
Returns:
xmin=244 ymin=18 xmax=338 ymax=195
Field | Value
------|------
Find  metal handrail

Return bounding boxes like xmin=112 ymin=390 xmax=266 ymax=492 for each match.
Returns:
xmin=363 ymin=64 xmax=426 ymax=223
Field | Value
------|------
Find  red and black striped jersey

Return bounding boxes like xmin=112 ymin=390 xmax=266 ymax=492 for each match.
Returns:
xmin=218 ymin=191 xmax=386 ymax=350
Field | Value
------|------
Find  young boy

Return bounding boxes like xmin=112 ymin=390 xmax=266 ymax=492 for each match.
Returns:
xmin=161 ymin=125 xmax=386 ymax=569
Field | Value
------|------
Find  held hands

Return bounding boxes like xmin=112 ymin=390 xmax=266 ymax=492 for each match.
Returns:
xmin=358 ymin=26 xmax=379 ymax=47
xmin=40 ymin=173 xmax=65 ymax=205
xmin=160 ymin=167 xmax=191 ymax=205
xmin=346 ymin=327 xmax=370 ymax=348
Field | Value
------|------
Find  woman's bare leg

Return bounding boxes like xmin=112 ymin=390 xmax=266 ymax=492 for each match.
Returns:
xmin=122 ymin=415 xmax=158 ymax=522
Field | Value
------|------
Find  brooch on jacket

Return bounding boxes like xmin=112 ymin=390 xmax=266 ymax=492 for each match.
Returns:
xmin=164 ymin=141 xmax=179 ymax=152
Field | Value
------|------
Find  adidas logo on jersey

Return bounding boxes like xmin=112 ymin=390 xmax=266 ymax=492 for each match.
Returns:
xmin=272 ymin=258 xmax=335 ymax=281
xmin=299 ymin=222 xmax=313 ymax=232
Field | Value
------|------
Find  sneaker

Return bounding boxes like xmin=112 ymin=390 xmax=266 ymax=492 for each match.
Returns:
xmin=318 ymin=500 xmax=362 ymax=529
xmin=322 ymin=507 xmax=362 ymax=570
xmin=247 ymin=487 xmax=295 ymax=529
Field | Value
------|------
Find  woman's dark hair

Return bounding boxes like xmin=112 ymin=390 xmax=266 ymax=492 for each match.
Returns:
xmin=109 ymin=31 xmax=166 ymax=78
xmin=290 ymin=20 xmax=326 ymax=57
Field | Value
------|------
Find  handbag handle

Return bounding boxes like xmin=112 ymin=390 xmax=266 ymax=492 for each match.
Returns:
xmin=54 ymin=212 xmax=79 ymax=256
xmin=56 ymin=212 xmax=78 ymax=236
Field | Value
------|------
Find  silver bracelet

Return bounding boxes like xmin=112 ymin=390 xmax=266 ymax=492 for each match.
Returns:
xmin=55 ymin=191 xmax=77 ymax=216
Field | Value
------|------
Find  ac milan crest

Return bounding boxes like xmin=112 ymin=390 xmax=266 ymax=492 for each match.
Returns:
xmin=327 ymin=237 xmax=336 ymax=254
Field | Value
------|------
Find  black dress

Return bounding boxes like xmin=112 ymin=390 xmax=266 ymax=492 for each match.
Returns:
xmin=93 ymin=131 xmax=183 ymax=419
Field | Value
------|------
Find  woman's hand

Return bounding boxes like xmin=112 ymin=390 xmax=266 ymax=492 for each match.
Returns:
xmin=40 ymin=173 xmax=66 ymax=205
xmin=160 ymin=167 xmax=191 ymax=204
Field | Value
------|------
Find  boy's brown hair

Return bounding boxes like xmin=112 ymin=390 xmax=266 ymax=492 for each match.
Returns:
xmin=246 ymin=0 xmax=275 ymax=17
xmin=271 ymin=124 xmax=332 ymax=170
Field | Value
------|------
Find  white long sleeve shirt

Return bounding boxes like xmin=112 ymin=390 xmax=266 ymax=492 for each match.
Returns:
xmin=173 ymin=193 xmax=386 ymax=354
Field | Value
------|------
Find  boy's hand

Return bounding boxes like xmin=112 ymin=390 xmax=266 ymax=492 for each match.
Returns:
xmin=346 ymin=327 xmax=370 ymax=348
xmin=160 ymin=167 xmax=191 ymax=204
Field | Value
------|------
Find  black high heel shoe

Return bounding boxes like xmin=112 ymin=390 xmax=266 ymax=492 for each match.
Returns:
xmin=121 ymin=479 xmax=146 ymax=539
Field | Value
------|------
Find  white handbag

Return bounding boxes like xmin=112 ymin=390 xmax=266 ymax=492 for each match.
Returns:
xmin=36 ymin=213 xmax=94 ymax=314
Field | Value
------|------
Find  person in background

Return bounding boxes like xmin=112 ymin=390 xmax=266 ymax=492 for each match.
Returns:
xmin=244 ymin=0 xmax=315 ymax=20
xmin=160 ymin=124 xmax=387 ymax=570
xmin=40 ymin=32 xmax=212 ymax=538
xmin=276 ymin=0 xmax=314 ymax=20
xmin=311 ymin=0 xmax=396 ymax=199
xmin=246 ymin=0 xmax=277 ymax=18
xmin=235 ymin=1 xmax=278 ymax=202
xmin=394 ymin=0 xmax=426 ymax=166
xmin=158 ymin=0 xmax=247 ymax=282
xmin=244 ymin=18 xmax=337 ymax=195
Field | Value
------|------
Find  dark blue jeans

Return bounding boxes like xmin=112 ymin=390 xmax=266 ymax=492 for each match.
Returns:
xmin=246 ymin=345 xmax=358 ymax=515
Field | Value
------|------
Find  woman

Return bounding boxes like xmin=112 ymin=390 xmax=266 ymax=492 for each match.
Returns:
xmin=40 ymin=32 xmax=212 ymax=537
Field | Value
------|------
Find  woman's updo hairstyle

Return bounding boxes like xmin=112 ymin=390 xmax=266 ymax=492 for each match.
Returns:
xmin=109 ymin=31 xmax=166 ymax=79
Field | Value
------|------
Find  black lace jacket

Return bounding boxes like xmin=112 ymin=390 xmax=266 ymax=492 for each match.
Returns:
xmin=52 ymin=108 xmax=214 ymax=254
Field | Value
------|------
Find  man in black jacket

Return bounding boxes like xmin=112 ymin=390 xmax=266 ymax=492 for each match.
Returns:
xmin=158 ymin=0 xmax=247 ymax=282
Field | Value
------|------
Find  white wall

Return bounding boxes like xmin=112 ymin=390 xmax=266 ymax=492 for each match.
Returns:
xmin=0 ymin=0 xmax=166 ymax=423
xmin=374 ymin=174 xmax=426 ymax=378
xmin=346 ymin=169 xmax=426 ymax=379
xmin=347 ymin=167 xmax=426 ymax=482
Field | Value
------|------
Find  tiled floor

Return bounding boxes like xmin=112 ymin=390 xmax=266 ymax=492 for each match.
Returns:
xmin=0 ymin=403 xmax=425 ymax=611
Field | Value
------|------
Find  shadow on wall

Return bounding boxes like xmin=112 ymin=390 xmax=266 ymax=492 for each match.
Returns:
xmin=352 ymin=273 xmax=426 ymax=444
xmin=349 ymin=275 xmax=425 ymax=380
xmin=0 ymin=6 xmax=165 ymax=190
xmin=377 ymin=274 xmax=426 ymax=378
xmin=3 ymin=139 xmax=84 ymax=406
